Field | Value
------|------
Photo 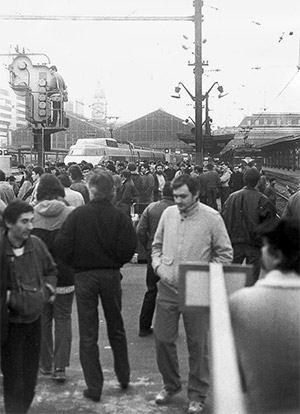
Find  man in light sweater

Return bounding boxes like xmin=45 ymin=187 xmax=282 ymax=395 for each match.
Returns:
xmin=152 ymin=174 xmax=233 ymax=414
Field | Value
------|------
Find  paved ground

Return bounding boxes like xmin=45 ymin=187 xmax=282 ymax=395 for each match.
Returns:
xmin=0 ymin=263 xmax=213 ymax=414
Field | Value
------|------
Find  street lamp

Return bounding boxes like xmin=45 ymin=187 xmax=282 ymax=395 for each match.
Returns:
xmin=171 ymin=82 xmax=195 ymax=101
xmin=182 ymin=116 xmax=196 ymax=126
xmin=172 ymin=80 xmax=226 ymax=159
xmin=105 ymin=116 xmax=119 ymax=138
xmin=203 ymin=82 xmax=226 ymax=137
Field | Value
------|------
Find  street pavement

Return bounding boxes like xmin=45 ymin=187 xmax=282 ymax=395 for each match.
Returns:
xmin=0 ymin=263 xmax=213 ymax=414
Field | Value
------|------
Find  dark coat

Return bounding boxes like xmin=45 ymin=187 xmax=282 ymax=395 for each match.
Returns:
xmin=0 ymin=231 xmax=8 ymax=344
xmin=139 ymin=172 xmax=155 ymax=204
xmin=137 ymin=196 xmax=175 ymax=251
xmin=70 ymin=180 xmax=89 ymax=203
xmin=115 ymin=179 xmax=139 ymax=216
xmin=3 ymin=234 xmax=57 ymax=324
xmin=229 ymin=171 xmax=244 ymax=193
xmin=55 ymin=198 xmax=137 ymax=271
xmin=222 ymin=186 xmax=276 ymax=246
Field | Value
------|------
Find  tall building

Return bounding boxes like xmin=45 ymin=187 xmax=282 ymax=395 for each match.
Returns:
xmin=0 ymin=88 xmax=27 ymax=147
xmin=91 ymin=82 xmax=107 ymax=125
xmin=0 ymin=89 xmax=12 ymax=146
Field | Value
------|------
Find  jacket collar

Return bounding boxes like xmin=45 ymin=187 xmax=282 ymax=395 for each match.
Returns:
xmin=256 ymin=269 xmax=300 ymax=288
xmin=4 ymin=233 xmax=35 ymax=256
xmin=179 ymin=201 xmax=200 ymax=219
xmin=90 ymin=198 xmax=112 ymax=206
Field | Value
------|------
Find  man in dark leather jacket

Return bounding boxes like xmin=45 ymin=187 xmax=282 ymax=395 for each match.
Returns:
xmin=222 ymin=167 xmax=276 ymax=285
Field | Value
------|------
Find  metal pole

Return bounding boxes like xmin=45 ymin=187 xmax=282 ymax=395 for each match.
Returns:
xmin=205 ymin=94 xmax=210 ymax=136
xmin=194 ymin=0 xmax=203 ymax=166
xmin=41 ymin=127 xmax=44 ymax=167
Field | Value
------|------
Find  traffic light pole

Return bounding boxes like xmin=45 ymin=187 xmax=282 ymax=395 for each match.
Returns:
xmin=34 ymin=127 xmax=52 ymax=167
xmin=34 ymin=128 xmax=44 ymax=167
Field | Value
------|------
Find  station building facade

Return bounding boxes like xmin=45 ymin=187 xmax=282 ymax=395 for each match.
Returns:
xmin=8 ymin=108 xmax=300 ymax=165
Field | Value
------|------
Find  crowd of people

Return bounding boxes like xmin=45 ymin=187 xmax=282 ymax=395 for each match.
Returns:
xmin=0 ymin=156 xmax=299 ymax=414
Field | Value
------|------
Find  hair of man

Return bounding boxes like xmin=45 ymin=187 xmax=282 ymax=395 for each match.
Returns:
xmin=57 ymin=173 xmax=72 ymax=188
xmin=86 ymin=170 xmax=115 ymax=202
xmin=32 ymin=166 xmax=44 ymax=177
xmin=36 ymin=173 xmax=65 ymax=201
xmin=171 ymin=174 xmax=199 ymax=196
xmin=68 ymin=164 xmax=83 ymax=180
xmin=258 ymin=218 xmax=300 ymax=273
xmin=2 ymin=199 xmax=34 ymax=226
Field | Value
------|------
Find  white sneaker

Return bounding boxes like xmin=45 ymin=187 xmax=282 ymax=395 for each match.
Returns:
xmin=155 ymin=388 xmax=181 ymax=405
xmin=188 ymin=400 xmax=204 ymax=413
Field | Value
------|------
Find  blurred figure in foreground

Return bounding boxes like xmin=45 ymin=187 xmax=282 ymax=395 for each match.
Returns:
xmin=230 ymin=219 xmax=300 ymax=414
xmin=282 ymin=184 xmax=300 ymax=222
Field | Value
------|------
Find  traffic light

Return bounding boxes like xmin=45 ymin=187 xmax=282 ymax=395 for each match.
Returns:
xmin=32 ymin=78 xmax=50 ymax=123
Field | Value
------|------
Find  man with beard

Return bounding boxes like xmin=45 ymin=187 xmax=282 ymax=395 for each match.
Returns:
xmin=153 ymin=164 xmax=167 ymax=201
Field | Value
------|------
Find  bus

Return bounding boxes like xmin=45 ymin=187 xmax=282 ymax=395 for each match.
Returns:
xmin=64 ymin=138 xmax=165 ymax=165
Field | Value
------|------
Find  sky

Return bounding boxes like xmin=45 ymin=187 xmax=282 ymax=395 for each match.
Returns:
xmin=0 ymin=0 xmax=299 ymax=129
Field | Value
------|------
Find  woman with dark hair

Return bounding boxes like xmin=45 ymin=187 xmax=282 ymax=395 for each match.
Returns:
xmin=31 ymin=174 xmax=75 ymax=382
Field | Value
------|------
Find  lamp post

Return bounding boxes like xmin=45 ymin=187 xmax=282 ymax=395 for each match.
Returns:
xmin=194 ymin=0 xmax=203 ymax=165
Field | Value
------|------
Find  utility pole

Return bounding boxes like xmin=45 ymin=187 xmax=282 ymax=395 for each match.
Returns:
xmin=194 ymin=0 xmax=203 ymax=166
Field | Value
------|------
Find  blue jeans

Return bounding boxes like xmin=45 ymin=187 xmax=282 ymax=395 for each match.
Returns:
xmin=40 ymin=291 xmax=74 ymax=371
xmin=75 ymin=269 xmax=130 ymax=397
xmin=154 ymin=282 xmax=210 ymax=403
xmin=139 ymin=253 xmax=160 ymax=331
xmin=1 ymin=318 xmax=41 ymax=413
